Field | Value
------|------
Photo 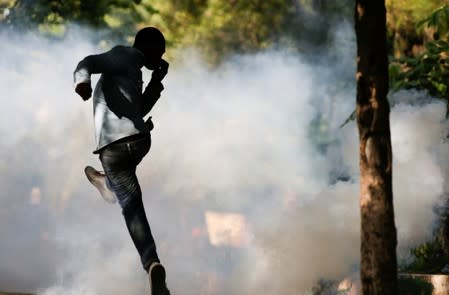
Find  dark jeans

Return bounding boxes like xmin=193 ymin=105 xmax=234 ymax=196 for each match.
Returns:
xmin=99 ymin=134 xmax=159 ymax=271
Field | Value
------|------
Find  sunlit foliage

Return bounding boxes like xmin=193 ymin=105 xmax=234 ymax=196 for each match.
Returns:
xmin=0 ymin=0 xmax=354 ymax=62
xmin=386 ymin=0 xmax=449 ymax=56
xmin=390 ymin=5 xmax=449 ymax=112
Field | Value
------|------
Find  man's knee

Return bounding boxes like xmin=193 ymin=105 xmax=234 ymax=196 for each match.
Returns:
xmin=121 ymin=193 xmax=143 ymax=214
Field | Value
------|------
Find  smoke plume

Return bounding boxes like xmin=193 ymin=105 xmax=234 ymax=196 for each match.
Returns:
xmin=0 ymin=23 xmax=448 ymax=295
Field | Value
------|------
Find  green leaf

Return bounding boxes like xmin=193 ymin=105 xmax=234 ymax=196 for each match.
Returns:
xmin=339 ymin=110 xmax=356 ymax=128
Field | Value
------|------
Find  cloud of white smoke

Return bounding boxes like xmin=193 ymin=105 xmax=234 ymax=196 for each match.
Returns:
xmin=0 ymin=22 xmax=448 ymax=295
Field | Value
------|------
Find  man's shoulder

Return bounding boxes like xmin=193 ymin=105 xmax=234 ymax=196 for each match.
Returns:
xmin=111 ymin=45 xmax=142 ymax=56
xmin=109 ymin=45 xmax=144 ymax=64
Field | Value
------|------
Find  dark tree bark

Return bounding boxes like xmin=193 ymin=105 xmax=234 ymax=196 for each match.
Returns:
xmin=355 ymin=1 xmax=398 ymax=294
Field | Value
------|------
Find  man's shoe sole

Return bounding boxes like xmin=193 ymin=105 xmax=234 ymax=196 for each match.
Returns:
xmin=84 ymin=166 xmax=117 ymax=203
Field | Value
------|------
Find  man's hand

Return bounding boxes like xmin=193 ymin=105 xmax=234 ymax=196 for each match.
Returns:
xmin=151 ymin=59 xmax=169 ymax=82
xmin=75 ymin=82 xmax=92 ymax=101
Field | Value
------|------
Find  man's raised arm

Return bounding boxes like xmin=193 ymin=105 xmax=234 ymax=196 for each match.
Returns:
xmin=141 ymin=59 xmax=169 ymax=117
xmin=73 ymin=46 xmax=129 ymax=101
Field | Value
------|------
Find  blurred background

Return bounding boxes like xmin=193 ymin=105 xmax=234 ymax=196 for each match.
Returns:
xmin=1 ymin=0 xmax=449 ymax=294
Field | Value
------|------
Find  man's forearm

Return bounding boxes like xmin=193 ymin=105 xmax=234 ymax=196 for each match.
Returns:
xmin=73 ymin=46 xmax=129 ymax=86
xmin=73 ymin=56 xmax=94 ymax=85
xmin=141 ymin=80 xmax=164 ymax=117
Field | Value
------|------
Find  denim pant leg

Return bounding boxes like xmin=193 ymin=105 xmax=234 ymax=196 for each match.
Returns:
xmin=99 ymin=136 xmax=159 ymax=271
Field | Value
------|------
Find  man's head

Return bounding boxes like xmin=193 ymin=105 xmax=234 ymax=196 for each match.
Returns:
xmin=133 ymin=27 xmax=165 ymax=70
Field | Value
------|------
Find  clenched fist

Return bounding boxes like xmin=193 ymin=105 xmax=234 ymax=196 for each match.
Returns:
xmin=75 ymin=82 xmax=92 ymax=101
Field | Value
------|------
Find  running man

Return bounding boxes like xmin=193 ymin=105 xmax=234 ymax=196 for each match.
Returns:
xmin=73 ymin=27 xmax=170 ymax=295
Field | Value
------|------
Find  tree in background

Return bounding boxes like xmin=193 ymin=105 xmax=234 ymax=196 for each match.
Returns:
xmin=3 ymin=0 xmax=447 ymax=63
xmin=355 ymin=0 xmax=398 ymax=294
xmin=142 ymin=0 xmax=303 ymax=63
xmin=0 ymin=0 xmax=355 ymax=62
xmin=386 ymin=0 xmax=449 ymax=57
xmin=0 ymin=0 xmax=151 ymax=42
xmin=390 ymin=5 xmax=449 ymax=113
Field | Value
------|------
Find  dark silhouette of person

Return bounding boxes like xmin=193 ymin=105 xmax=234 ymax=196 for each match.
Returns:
xmin=73 ymin=27 xmax=170 ymax=295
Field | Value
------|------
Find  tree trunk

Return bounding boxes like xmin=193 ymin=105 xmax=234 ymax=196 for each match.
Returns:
xmin=355 ymin=1 xmax=398 ymax=294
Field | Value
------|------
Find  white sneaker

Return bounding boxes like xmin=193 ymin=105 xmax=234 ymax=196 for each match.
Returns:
xmin=84 ymin=166 xmax=117 ymax=203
